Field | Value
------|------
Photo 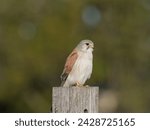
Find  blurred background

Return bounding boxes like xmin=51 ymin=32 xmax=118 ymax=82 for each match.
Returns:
xmin=0 ymin=0 xmax=150 ymax=113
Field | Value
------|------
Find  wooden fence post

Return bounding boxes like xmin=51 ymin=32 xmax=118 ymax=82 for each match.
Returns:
xmin=52 ymin=87 xmax=99 ymax=113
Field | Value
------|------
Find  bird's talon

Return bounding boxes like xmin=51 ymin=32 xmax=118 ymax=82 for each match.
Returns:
xmin=75 ymin=82 xmax=83 ymax=87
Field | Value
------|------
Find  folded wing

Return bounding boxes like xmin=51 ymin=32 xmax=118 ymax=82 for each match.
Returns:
xmin=60 ymin=49 xmax=78 ymax=86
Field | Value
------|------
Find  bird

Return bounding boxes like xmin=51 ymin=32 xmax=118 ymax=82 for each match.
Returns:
xmin=60 ymin=40 xmax=94 ymax=87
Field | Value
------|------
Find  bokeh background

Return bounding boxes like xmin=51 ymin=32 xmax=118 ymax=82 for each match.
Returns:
xmin=0 ymin=0 xmax=150 ymax=112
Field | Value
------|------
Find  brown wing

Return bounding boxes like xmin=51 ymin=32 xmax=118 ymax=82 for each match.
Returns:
xmin=60 ymin=49 xmax=78 ymax=86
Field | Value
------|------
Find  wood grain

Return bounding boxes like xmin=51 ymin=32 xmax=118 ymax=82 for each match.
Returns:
xmin=52 ymin=87 xmax=99 ymax=113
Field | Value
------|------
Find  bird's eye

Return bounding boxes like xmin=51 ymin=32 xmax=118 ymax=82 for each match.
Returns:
xmin=85 ymin=43 xmax=89 ymax=46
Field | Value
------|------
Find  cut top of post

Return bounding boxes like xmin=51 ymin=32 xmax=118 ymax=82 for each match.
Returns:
xmin=52 ymin=87 xmax=99 ymax=113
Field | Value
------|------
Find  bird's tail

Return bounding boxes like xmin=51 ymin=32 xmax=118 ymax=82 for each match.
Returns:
xmin=60 ymin=81 xmax=65 ymax=87
xmin=60 ymin=72 xmax=69 ymax=87
xmin=61 ymin=81 xmax=70 ymax=87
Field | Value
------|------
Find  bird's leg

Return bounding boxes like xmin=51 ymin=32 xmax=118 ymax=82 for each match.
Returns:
xmin=75 ymin=82 xmax=83 ymax=87
xmin=85 ymin=85 xmax=90 ymax=87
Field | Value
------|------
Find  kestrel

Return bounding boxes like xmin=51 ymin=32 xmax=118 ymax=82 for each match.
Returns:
xmin=61 ymin=40 xmax=94 ymax=87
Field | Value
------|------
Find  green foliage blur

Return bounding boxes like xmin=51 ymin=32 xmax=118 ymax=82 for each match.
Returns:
xmin=0 ymin=0 xmax=150 ymax=112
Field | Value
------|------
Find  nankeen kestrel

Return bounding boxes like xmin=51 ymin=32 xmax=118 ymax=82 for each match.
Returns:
xmin=60 ymin=40 xmax=94 ymax=87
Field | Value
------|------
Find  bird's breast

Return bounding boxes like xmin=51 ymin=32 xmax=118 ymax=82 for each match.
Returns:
xmin=67 ymin=51 xmax=93 ymax=85
xmin=73 ymin=51 xmax=93 ymax=76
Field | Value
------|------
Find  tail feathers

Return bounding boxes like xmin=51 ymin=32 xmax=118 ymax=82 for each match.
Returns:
xmin=60 ymin=72 xmax=69 ymax=87
xmin=60 ymin=80 xmax=65 ymax=87
xmin=60 ymin=80 xmax=70 ymax=87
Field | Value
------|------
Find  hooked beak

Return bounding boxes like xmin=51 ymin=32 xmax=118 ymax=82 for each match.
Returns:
xmin=89 ymin=44 xmax=94 ymax=49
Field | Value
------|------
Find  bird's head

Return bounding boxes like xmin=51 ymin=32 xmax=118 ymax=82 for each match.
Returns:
xmin=76 ymin=40 xmax=94 ymax=52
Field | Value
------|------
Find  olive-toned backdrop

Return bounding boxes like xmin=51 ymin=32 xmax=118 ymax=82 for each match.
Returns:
xmin=0 ymin=0 xmax=150 ymax=112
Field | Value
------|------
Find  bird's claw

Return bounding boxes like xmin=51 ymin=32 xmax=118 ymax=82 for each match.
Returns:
xmin=85 ymin=85 xmax=90 ymax=87
xmin=75 ymin=82 xmax=83 ymax=87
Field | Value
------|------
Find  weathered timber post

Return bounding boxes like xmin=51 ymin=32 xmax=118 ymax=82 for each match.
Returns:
xmin=52 ymin=87 xmax=99 ymax=113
